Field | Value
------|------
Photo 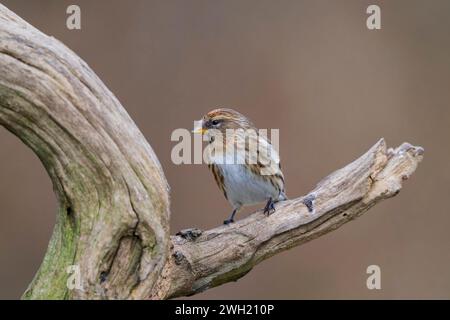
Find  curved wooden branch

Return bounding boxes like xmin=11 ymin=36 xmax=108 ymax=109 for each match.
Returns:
xmin=0 ymin=5 xmax=423 ymax=300
xmin=0 ymin=5 xmax=170 ymax=299
xmin=152 ymin=139 xmax=423 ymax=299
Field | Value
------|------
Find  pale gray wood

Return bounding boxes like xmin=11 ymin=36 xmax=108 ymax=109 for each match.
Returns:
xmin=0 ymin=4 xmax=170 ymax=299
xmin=152 ymin=140 xmax=423 ymax=299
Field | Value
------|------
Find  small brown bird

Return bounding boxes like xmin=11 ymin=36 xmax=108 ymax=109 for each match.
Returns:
xmin=193 ymin=108 xmax=287 ymax=224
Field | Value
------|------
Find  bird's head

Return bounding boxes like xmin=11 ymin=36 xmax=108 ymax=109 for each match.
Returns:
xmin=193 ymin=108 xmax=255 ymax=140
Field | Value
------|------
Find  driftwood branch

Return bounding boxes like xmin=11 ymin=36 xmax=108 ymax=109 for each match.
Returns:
xmin=0 ymin=5 xmax=170 ymax=299
xmin=0 ymin=4 xmax=423 ymax=299
xmin=151 ymin=139 xmax=423 ymax=299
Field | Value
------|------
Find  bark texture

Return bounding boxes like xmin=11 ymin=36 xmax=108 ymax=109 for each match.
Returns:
xmin=0 ymin=4 xmax=170 ymax=299
xmin=0 ymin=4 xmax=423 ymax=299
xmin=152 ymin=139 xmax=423 ymax=299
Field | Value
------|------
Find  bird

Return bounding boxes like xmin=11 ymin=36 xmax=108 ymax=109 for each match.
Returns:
xmin=193 ymin=108 xmax=287 ymax=225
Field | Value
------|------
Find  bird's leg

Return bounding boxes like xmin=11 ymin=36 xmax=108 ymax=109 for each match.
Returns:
xmin=224 ymin=209 xmax=237 ymax=225
xmin=263 ymin=198 xmax=276 ymax=216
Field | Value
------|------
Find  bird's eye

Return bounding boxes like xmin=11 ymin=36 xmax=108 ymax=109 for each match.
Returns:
xmin=211 ymin=119 xmax=220 ymax=126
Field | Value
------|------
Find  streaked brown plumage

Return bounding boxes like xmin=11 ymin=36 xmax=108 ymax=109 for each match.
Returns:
xmin=194 ymin=108 xmax=286 ymax=224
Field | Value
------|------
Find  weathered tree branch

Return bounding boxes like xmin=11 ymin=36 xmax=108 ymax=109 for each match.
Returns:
xmin=0 ymin=5 xmax=170 ymax=299
xmin=0 ymin=4 xmax=423 ymax=300
xmin=151 ymin=139 xmax=423 ymax=299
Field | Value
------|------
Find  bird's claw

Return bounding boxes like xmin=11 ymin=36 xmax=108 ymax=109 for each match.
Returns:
xmin=263 ymin=199 xmax=276 ymax=216
xmin=223 ymin=219 xmax=235 ymax=225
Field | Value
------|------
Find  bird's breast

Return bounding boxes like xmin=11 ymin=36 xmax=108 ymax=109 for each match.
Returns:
xmin=216 ymin=163 xmax=279 ymax=207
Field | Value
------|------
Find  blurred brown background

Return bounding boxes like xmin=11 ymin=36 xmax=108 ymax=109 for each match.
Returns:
xmin=0 ymin=0 xmax=448 ymax=299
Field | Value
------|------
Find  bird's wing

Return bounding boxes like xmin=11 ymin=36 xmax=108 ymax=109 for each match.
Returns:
xmin=208 ymin=163 xmax=228 ymax=200
xmin=245 ymin=134 xmax=286 ymax=196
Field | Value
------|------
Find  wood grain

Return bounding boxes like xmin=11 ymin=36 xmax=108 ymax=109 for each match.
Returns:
xmin=0 ymin=4 xmax=170 ymax=299
xmin=152 ymin=139 xmax=423 ymax=299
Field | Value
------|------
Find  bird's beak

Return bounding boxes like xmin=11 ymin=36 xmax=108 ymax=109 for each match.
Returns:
xmin=192 ymin=128 xmax=207 ymax=134
xmin=192 ymin=120 xmax=207 ymax=135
